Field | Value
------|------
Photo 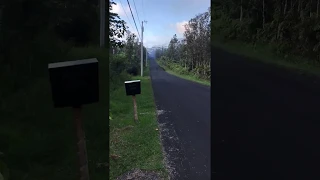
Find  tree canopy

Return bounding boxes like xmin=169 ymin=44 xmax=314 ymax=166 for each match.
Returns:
xmin=0 ymin=0 xmax=128 ymax=96
xmin=213 ymin=0 xmax=320 ymax=63
xmin=156 ymin=8 xmax=211 ymax=80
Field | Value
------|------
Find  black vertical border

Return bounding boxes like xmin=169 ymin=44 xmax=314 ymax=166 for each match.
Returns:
xmin=106 ymin=0 xmax=110 ymax=179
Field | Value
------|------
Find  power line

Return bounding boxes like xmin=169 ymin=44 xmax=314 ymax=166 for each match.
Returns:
xmin=119 ymin=0 xmax=134 ymax=31
xmin=126 ymin=0 xmax=140 ymax=39
xmin=132 ymin=0 xmax=141 ymax=27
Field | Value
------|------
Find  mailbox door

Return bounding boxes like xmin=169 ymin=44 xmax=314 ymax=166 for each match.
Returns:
xmin=125 ymin=81 xmax=141 ymax=96
xmin=49 ymin=62 xmax=99 ymax=108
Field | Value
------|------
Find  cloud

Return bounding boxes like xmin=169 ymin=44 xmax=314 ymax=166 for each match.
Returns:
xmin=111 ymin=3 xmax=122 ymax=15
xmin=143 ymin=21 xmax=189 ymax=47
xmin=111 ymin=2 xmax=140 ymax=39
xmin=111 ymin=2 xmax=129 ymax=17
xmin=144 ymin=33 xmax=171 ymax=48
xmin=175 ymin=21 xmax=188 ymax=35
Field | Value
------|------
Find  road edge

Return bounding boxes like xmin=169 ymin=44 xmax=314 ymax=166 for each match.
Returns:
xmin=156 ymin=60 xmax=211 ymax=87
xmin=149 ymin=65 xmax=192 ymax=180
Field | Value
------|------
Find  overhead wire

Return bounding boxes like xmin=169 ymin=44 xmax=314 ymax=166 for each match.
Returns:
xmin=126 ymin=0 xmax=141 ymax=39
xmin=132 ymin=0 xmax=141 ymax=27
xmin=119 ymin=0 xmax=134 ymax=32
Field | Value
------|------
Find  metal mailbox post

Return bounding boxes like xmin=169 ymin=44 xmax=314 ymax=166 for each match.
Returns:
xmin=124 ymin=80 xmax=141 ymax=122
xmin=48 ymin=58 xmax=99 ymax=180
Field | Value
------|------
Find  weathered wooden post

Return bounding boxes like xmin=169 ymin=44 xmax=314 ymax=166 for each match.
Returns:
xmin=124 ymin=80 xmax=141 ymax=123
xmin=48 ymin=58 xmax=99 ymax=180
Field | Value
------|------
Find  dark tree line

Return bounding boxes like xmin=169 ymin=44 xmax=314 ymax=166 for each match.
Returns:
xmin=213 ymin=0 xmax=320 ymax=64
xmin=0 ymin=0 xmax=125 ymax=98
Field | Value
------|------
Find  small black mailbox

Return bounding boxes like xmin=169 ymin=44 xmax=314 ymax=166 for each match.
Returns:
xmin=48 ymin=58 xmax=99 ymax=108
xmin=125 ymin=80 xmax=141 ymax=96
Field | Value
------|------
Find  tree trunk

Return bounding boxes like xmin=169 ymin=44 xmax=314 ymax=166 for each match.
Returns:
xmin=310 ymin=1 xmax=312 ymax=17
xmin=300 ymin=1 xmax=304 ymax=20
xmin=0 ymin=4 xmax=3 ymax=58
xmin=240 ymin=0 xmax=243 ymax=21
xmin=284 ymin=0 xmax=288 ymax=14
xmin=263 ymin=0 xmax=265 ymax=29
xmin=317 ymin=0 xmax=320 ymax=18
xmin=191 ymin=59 xmax=194 ymax=70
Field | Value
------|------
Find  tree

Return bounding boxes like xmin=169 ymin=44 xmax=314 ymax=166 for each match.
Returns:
xmin=156 ymin=8 xmax=211 ymax=80
xmin=109 ymin=0 xmax=127 ymax=48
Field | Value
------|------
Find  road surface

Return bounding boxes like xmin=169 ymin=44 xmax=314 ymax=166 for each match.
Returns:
xmin=212 ymin=47 xmax=320 ymax=179
xmin=149 ymin=58 xmax=211 ymax=179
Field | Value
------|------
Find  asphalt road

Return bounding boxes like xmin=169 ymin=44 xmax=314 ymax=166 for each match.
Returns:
xmin=212 ymin=47 xmax=320 ymax=180
xmin=149 ymin=58 xmax=211 ymax=179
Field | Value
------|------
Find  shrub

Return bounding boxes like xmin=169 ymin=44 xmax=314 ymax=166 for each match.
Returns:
xmin=126 ymin=66 xmax=138 ymax=76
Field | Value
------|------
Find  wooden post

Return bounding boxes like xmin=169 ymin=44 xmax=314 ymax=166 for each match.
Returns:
xmin=73 ymin=106 xmax=90 ymax=180
xmin=132 ymin=96 xmax=138 ymax=122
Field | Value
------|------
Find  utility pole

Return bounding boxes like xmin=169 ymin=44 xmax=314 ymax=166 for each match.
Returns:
xmin=100 ymin=0 xmax=105 ymax=48
xmin=141 ymin=21 xmax=144 ymax=76
xmin=146 ymin=50 xmax=148 ymax=67
xmin=141 ymin=21 xmax=147 ymax=76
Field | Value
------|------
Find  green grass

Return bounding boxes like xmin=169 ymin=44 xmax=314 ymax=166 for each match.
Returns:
xmin=156 ymin=60 xmax=211 ymax=86
xmin=0 ymin=47 xmax=109 ymax=180
xmin=109 ymin=67 xmax=167 ymax=180
xmin=212 ymin=37 xmax=320 ymax=77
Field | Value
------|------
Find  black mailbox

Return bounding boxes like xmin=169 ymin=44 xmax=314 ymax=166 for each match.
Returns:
xmin=125 ymin=80 xmax=141 ymax=96
xmin=48 ymin=58 xmax=99 ymax=108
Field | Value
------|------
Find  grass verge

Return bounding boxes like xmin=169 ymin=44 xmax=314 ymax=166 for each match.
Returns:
xmin=109 ymin=68 xmax=167 ymax=180
xmin=156 ymin=60 xmax=210 ymax=86
xmin=0 ymin=47 xmax=109 ymax=180
xmin=212 ymin=38 xmax=320 ymax=77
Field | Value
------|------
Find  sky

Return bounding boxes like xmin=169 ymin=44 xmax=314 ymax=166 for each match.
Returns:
xmin=111 ymin=0 xmax=210 ymax=48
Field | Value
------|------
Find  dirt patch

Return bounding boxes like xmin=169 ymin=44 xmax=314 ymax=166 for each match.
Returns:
xmin=116 ymin=169 xmax=163 ymax=180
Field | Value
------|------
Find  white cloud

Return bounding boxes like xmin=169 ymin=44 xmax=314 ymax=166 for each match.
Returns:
xmin=111 ymin=3 xmax=121 ymax=15
xmin=175 ymin=21 xmax=188 ymax=35
xmin=142 ymin=21 xmax=189 ymax=48
xmin=111 ymin=2 xmax=129 ymax=17
xmin=144 ymin=33 xmax=171 ymax=48
xmin=111 ymin=2 xmax=140 ymax=41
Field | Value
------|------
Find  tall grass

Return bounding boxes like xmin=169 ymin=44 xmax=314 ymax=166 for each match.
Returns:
xmin=109 ymin=66 xmax=167 ymax=179
xmin=157 ymin=58 xmax=210 ymax=86
xmin=212 ymin=34 xmax=320 ymax=77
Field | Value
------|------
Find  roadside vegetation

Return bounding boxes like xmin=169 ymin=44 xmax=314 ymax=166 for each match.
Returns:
xmin=109 ymin=17 xmax=166 ymax=178
xmin=212 ymin=0 xmax=320 ymax=77
xmin=155 ymin=8 xmax=211 ymax=86
xmin=109 ymin=68 xmax=167 ymax=179
xmin=108 ymin=1 xmax=166 ymax=179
